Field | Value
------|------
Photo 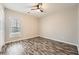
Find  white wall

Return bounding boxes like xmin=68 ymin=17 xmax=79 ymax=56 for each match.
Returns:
xmin=4 ymin=4 xmax=78 ymax=47
xmin=39 ymin=5 xmax=78 ymax=46
xmin=0 ymin=4 xmax=5 ymax=51
xmin=5 ymin=9 xmax=39 ymax=42
xmin=78 ymin=4 xmax=79 ymax=53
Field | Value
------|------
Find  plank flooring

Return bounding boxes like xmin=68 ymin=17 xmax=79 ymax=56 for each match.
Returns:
xmin=0 ymin=37 xmax=78 ymax=55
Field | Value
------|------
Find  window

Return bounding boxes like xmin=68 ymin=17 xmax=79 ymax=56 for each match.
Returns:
xmin=11 ymin=18 xmax=20 ymax=33
xmin=9 ymin=16 xmax=21 ymax=37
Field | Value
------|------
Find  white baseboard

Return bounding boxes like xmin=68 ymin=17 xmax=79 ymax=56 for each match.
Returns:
xmin=5 ymin=36 xmax=77 ymax=46
xmin=5 ymin=36 xmax=78 ymax=49
xmin=40 ymin=36 xmax=77 ymax=46
xmin=5 ymin=36 xmax=39 ymax=44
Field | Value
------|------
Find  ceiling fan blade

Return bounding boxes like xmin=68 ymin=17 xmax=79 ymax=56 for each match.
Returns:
xmin=29 ymin=3 xmax=44 ymax=12
xmin=40 ymin=9 xmax=43 ymax=12
xmin=39 ymin=7 xmax=44 ymax=12
xmin=32 ymin=3 xmax=42 ymax=8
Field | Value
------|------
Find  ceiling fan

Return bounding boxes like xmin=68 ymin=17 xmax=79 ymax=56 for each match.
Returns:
xmin=31 ymin=3 xmax=44 ymax=12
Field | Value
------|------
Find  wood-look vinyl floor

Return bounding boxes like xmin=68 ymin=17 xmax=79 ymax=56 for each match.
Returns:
xmin=0 ymin=37 xmax=78 ymax=55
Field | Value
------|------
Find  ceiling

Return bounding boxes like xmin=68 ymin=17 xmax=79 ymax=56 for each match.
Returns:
xmin=2 ymin=3 xmax=78 ymax=18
